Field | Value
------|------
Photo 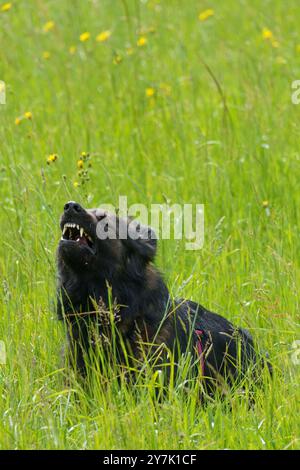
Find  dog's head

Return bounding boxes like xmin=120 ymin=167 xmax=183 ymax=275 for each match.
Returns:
xmin=57 ymin=201 xmax=157 ymax=278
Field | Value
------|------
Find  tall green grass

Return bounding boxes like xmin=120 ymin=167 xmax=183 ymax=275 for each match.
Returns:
xmin=0 ymin=0 xmax=299 ymax=449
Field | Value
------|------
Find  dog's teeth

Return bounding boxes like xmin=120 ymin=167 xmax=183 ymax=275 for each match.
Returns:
xmin=63 ymin=226 xmax=67 ymax=235
xmin=76 ymin=225 xmax=80 ymax=230
xmin=80 ymin=228 xmax=84 ymax=237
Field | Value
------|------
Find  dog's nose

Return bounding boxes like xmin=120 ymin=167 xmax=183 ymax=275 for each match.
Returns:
xmin=64 ymin=201 xmax=83 ymax=214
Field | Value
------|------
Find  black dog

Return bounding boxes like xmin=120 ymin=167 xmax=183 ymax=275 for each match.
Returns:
xmin=57 ymin=201 xmax=267 ymax=394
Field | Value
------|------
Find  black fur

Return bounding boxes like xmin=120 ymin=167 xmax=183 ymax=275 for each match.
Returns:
xmin=56 ymin=201 xmax=267 ymax=394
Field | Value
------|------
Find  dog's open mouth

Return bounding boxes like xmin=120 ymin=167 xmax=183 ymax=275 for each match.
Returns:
xmin=61 ymin=223 xmax=95 ymax=250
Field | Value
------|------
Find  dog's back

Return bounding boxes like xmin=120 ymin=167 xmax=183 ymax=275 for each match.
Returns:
xmin=165 ymin=299 xmax=260 ymax=392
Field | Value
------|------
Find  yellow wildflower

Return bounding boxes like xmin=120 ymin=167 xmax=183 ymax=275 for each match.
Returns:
xmin=262 ymin=28 xmax=273 ymax=40
xmin=137 ymin=36 xmax=147 ymax=47
xmin=145 ymin=87 xmax=155 ymax=97
xmin=42 ymin=51 xmax=51 ymax=59
xmin=15 ymin=117 xmax=21 ymax=125
xmin=43 ymin=20 xmax=55 ymax=32
xmin=81 ymin=151 xmax=89 ymax=159
xmin=24 ymin=111 xmax=32 ymax=120
xmin=1 ymin=2 xmax=12 ymax=12
xmin=262 ymin=201 xmax=269 ymax=208
xmin=47 ymin=154 xmax=58 ymax=164
xmin=96 ymin=30 xmax=111 ymax=42
xmin=69 ymin=45 xmax=76 ymax=55
xmin=198 ymin=9 xmax=214 ymax=21
xmin=77 ymin=159 xmax=84 ymax=169
xmin=73 ymin=181 xmax=80 ymax=188
xmin=79 ymin=32 xmax=90 ymax=42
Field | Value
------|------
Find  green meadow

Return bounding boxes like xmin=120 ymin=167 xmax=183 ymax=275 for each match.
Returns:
xmin=0 ymin=0 xmax=299 ymax=449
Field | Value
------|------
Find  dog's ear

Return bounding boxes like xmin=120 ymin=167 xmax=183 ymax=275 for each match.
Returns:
xmin=123 ymin=220 xmax=157 ymax=262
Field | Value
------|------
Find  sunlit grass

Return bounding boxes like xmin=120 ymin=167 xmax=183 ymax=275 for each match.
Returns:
xmin=0 ymin=0 xmax=299 ymax=449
